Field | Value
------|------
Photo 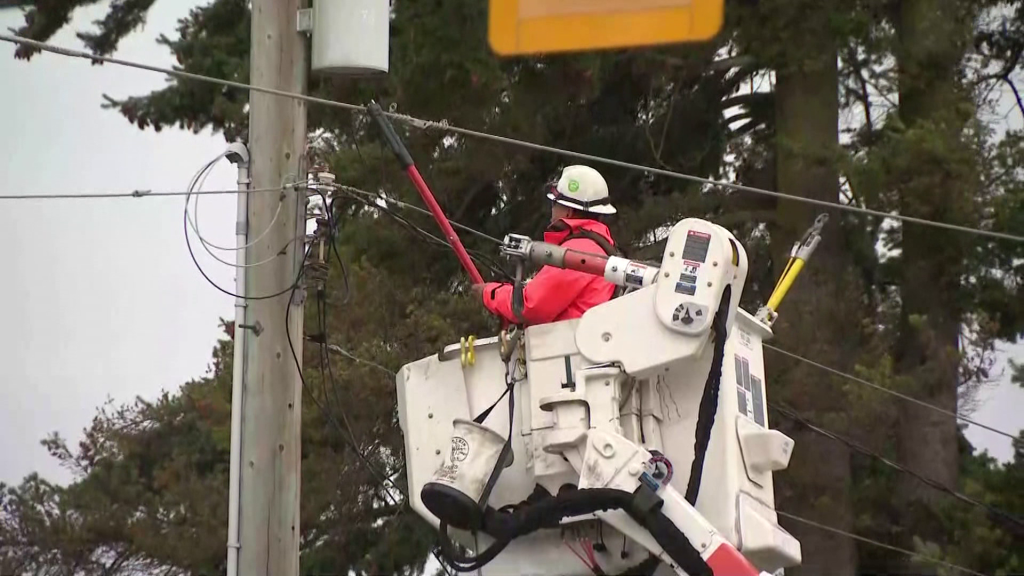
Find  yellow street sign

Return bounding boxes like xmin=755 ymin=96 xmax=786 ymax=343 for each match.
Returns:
xmin=488 ymin=0 xmax=724 ymax=56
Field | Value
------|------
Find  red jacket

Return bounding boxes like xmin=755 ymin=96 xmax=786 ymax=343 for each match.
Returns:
xmin=481 ymin=218 xmax=616 ymax=326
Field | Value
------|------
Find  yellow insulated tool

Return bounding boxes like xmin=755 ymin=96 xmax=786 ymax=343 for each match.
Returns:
xmin=756 ymin=213 xmax=829 ymax=326
xmin=460 ymin=335 xmax=476 ymax=367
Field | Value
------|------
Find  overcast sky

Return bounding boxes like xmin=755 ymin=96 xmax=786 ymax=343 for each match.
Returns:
xmin=0 ymin=1 xmax=1021 ymax=490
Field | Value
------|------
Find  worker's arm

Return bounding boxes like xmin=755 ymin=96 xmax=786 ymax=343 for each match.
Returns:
xmin=481 ymin=264 xmax=593 ymax=325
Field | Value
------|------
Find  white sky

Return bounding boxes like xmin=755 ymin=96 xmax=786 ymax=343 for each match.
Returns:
xmin=0 ymin=1 xmax=236 ymax=484
xmin=0 ymin=1 xmax=1021 ymax=491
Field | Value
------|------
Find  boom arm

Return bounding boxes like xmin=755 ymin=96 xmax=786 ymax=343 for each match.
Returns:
xmin=501 ymin=233 xmax=660 ymax=290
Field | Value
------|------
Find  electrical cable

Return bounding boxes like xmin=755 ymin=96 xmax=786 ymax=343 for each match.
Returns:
xmin=0 ymin=187 xmax=285 ymax=200
xmin=292 ymin=266 xmax=456 ymax=576
xmin=286 ymin=280 xmax=405 ymax=507
xmin=316 ymin=196 xmax=1019 ymax=446
xmin=5 ymin=32 xmax=1023 ymax=245
xmin=776 ymin=511 xmax=987 ymax=576
xmin=182 ymin=158 xmax=307 ymax=300
xmin=769 ymin=402 xmax=1024 ymax=536
xmin=184 ymin=155 xmax=296 ymax=269
xmin=315 ymin=291 xmax=340 ymax=416
xmin=309 ymin=210 xmax=401 ymax=504
xmin=764 ymin=344 xmax=1019 ymax=440
xmin=186 ymin=155 xmax=286 ymax=252
xmin=564 ymin=539 xmax=597 ymax=574
xmin=183 ymin=198 xmax=306 ymax=301
xmin=301 ymin=204 xmax=413 ymax=510
xmin=322 ymin=343 xmax=396 ymax=378
xmin=338 ymin=184 xmax=503 ymax=245
xmin=6 ymin=31 xmax=1015 ymax=576
xmin=324 ymin=195 xmax=352 ymax=305
xmin=338 ymin=186 xmax=511 ymax=281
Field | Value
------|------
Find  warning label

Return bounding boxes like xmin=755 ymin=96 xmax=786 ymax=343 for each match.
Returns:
xmin=682 ymin=230 xmax=711 ymax=263
xmin=624 ymin=263 xmax=648 ymax=287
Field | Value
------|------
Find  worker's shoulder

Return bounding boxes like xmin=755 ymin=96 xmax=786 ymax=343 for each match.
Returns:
xmin=559 ymin=231 xmax=616 ymax=255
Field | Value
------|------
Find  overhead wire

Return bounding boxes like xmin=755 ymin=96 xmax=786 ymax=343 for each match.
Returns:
xmin=4 ymin=32 xmax=1023 ymax=245
xmin=321 ymin=191 xmax=1019 ymax=446
xmin=286 ymin=276 xmax=406 ymax=507
xmin=323 ymin=343 xmax=396 ymax=378
xmin=769 ymin=402 xmax=1024 ymax=535
xmin=183 ymin=192 xmax=306 ymax=301
xmin=305 ymin=184 xmax=454 ymax=575
xmin=765 ymin=344 xmax=1020 ymax=440
xmin=338 ymin=184 xmax=503 ymax=245
xmin=310 ymin=198 xmax=399 ymax=498
xmin=5 ymin=31 xmax=1015 ymax=576
xmin=0 ymin=187 xmax=285 ymax=200
xmin=292 ymin=193 xmax=405 ymax=503
xmin=186 ymin=154 xmax=286 ymax=252
xmin=299 ymin=208 xmax=456 ymax=576
xmin=184 ymin=155 xmax=297 ymax=269
xmin=335 ymin=184 xmax=512 ymax=281
xmin=776 ymin=511 xmax=988 ymax=576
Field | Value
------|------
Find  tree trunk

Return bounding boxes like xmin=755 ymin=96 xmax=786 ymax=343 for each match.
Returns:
xmin=770 ymin=11 xmax=859 ymax=576
xmin=892 ymin=0 xmax=973 ymax=570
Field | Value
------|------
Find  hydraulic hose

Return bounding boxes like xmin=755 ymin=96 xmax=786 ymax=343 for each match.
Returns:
xmin=435 ymin=486 xmax=711 ymax=576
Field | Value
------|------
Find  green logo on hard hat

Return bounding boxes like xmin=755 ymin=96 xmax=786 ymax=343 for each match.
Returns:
xmin=568 ymin=180 xmax=580 ymax=193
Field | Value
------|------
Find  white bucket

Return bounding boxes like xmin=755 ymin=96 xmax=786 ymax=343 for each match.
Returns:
xmin=421 ymin=418 xmax=509 ymax=529
xmin=433 ymin=418 xmax=507 ymax=501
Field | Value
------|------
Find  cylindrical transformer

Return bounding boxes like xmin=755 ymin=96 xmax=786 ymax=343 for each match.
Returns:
xmin=312 ymin=0 xmax=390 ymax=75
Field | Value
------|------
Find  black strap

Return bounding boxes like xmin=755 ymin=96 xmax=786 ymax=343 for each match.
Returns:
xmin=549 ymin=188 xmax=613 ymax=211
xmin=559 ymin=228 xmax=622 ymax=258
xmin=558 ymin=228 xmax=628 ymax=299
xmin=511 ymin=282 xmax=526 ymax=323
xmin=473 ymin=364 xmax=517 ymax=509
xmin=473 ymin=382 xmax=512 ymax=425
xmin=684 ymin=286 xmax=732 ymax=506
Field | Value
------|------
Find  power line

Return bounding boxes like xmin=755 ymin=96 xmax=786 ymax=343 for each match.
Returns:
xmin=335 ymin=184 xmax=512 ymax=281
xmin=776 ymin=511 xmax=988 ymax=576
xmin=5 ymin=31 xmax=1014 ymax=575
xmin=0 ymin=187 xmax=285 ymax=200
xmin=301 ymin=251 xmax=456 ymax=576
xmin=327 ymin=188 xmax=1021 ymax=446
xmin=769 ymin=403 xmax=1024 ymax=536
xmin=334 ymin=182 xmax=1019 ymax=445
xmin=323 ymin=342 xmax=396 ymax=378
xmin=4 ymin=33 xmax=1023 ymax=245
xmin=764 ymin=344 xmax=1020 ymax=441
xmin=337 ymin=185 xmax=503 ymax=245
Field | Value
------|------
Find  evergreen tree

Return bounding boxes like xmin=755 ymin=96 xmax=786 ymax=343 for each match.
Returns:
xmin=5 ymin=1 xmax=1024 ymax=575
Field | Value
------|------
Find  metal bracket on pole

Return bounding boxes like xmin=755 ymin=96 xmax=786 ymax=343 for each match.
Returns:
xmin=238 ymin=321 xmax=264 ymax=336
xmin=296 ymin=8 xmax=313 ymax=33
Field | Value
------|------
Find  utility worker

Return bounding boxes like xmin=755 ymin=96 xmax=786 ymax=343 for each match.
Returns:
xmin=475 ymin=165 xmax=619 ymax=326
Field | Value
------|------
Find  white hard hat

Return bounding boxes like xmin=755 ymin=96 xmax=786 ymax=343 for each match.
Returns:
xmin=546 ymin=165 xmax=617 ymax=215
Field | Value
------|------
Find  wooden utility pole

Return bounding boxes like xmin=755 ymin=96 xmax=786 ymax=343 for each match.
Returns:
xmin=238 ymin=0 xmax=308 ymax=573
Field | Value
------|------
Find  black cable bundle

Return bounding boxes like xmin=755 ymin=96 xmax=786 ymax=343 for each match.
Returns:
xmin=684 ymin=286 xmax=732 ymax=506
xmin=435 ymin=485 xmax=712 ymax=576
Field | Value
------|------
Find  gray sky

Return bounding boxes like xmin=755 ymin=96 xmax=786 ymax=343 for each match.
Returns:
xmin=0 ymin=1 xmax=236 ymax=484
xmin=0 ymin=1 xmax=1021 ymax=490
